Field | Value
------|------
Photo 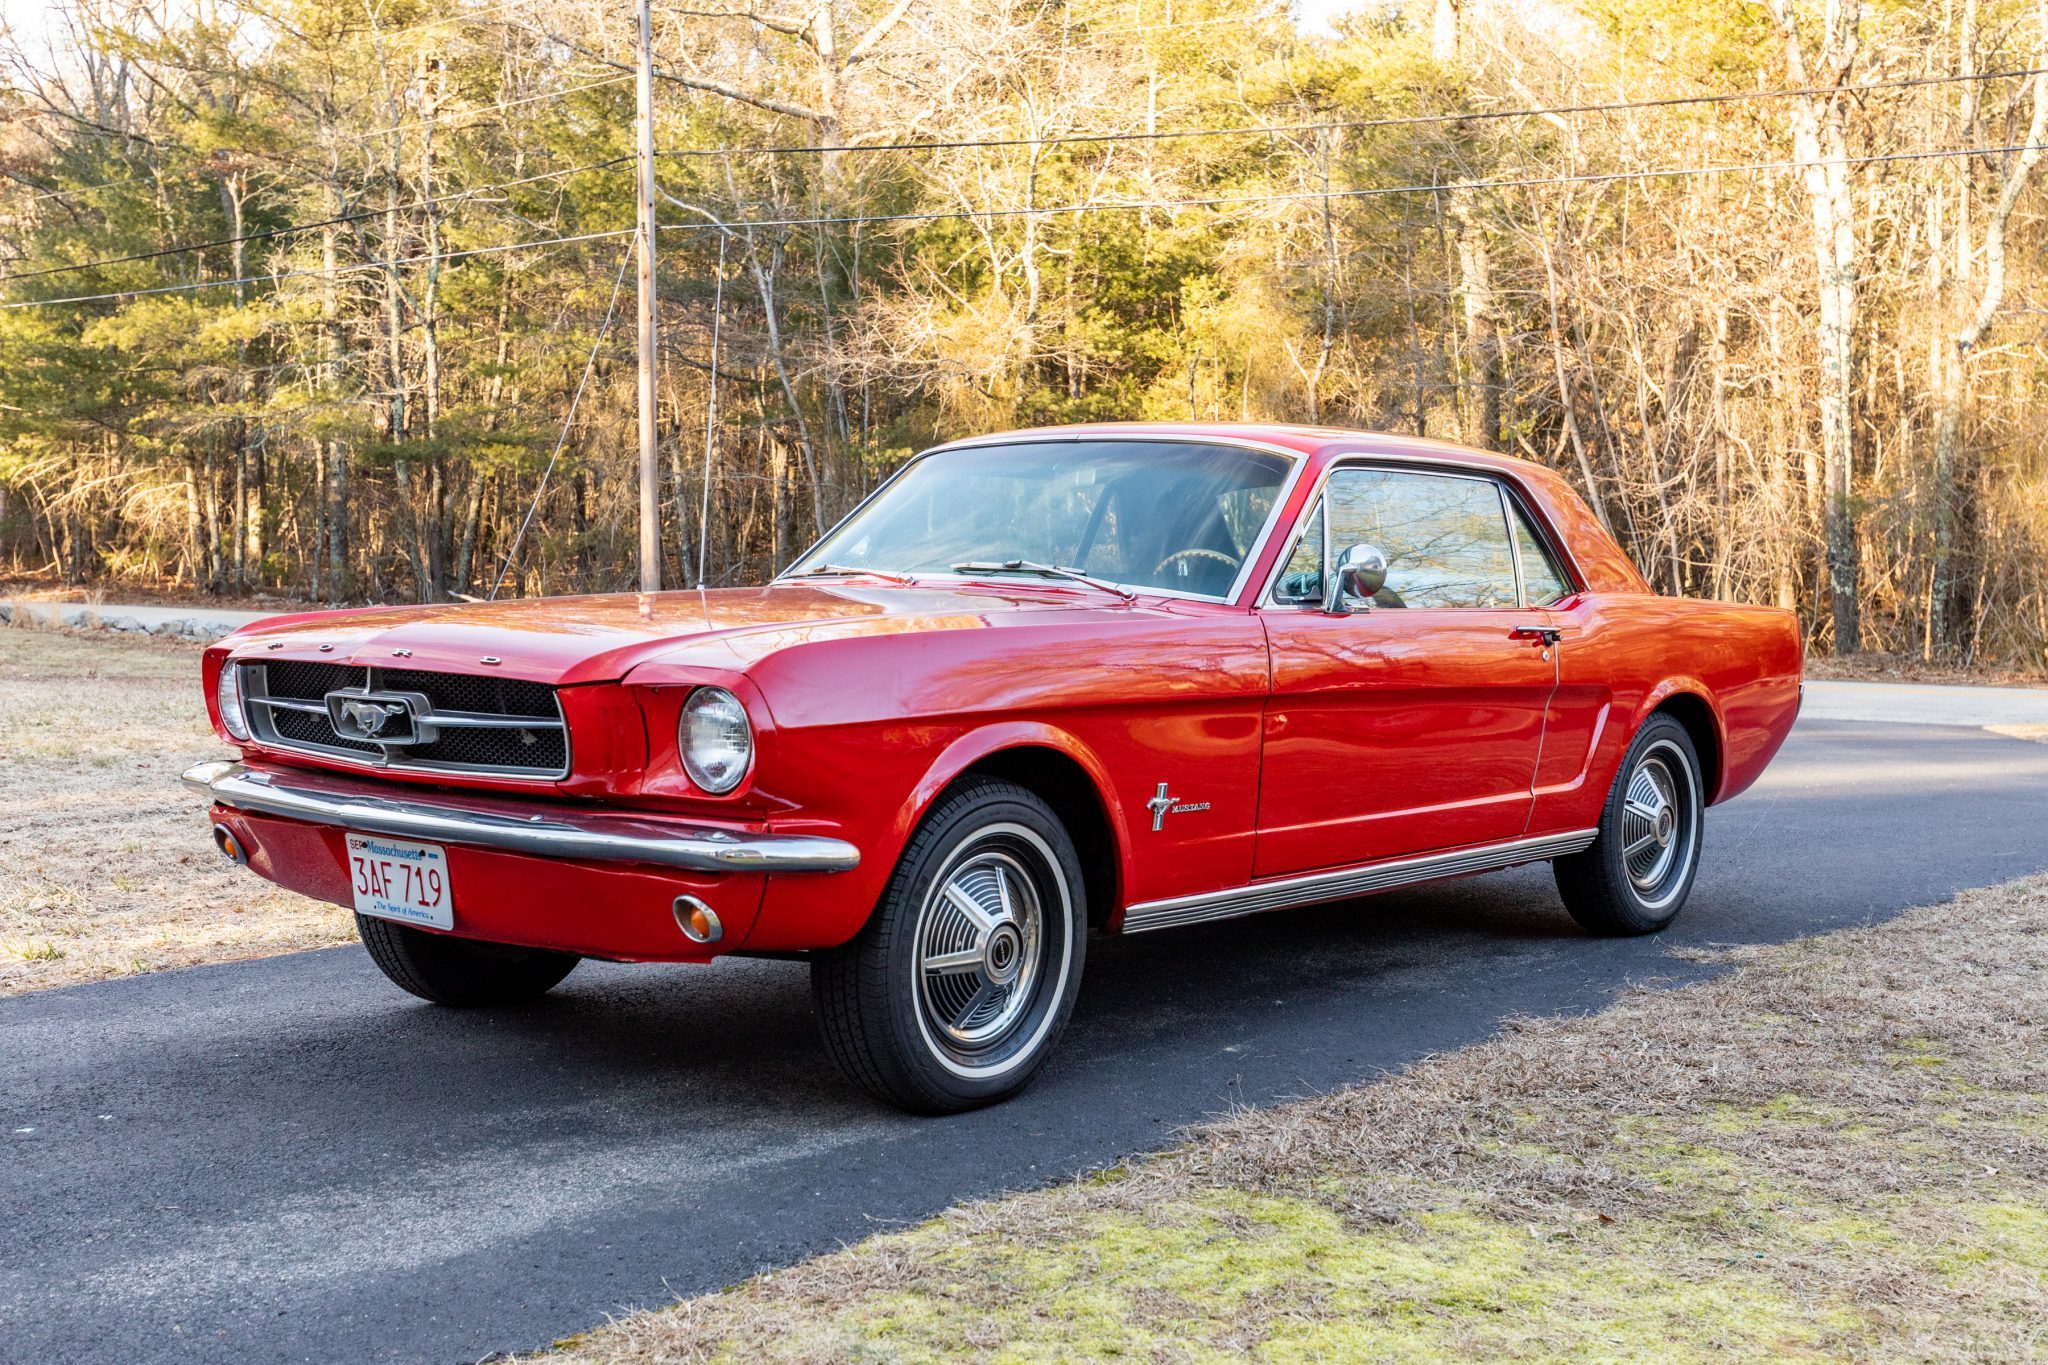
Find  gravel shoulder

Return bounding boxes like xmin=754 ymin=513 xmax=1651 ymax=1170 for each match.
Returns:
xmin=550 ymin=876 xmax=2048 ymax=1363
xmin=0 ymin=628 xmax=352 ymax=995
xmin=1991 ymin=724 xmax=2048 ymax=745
xmin=1804 ymin=652 xmax=2046 ymax=689
xmin=1801 ymin=679 xmax=2048 ymax=730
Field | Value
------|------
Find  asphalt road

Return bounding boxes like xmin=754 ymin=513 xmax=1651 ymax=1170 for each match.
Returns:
xmin=6 ymin=716 xmax=2048 ymax=1364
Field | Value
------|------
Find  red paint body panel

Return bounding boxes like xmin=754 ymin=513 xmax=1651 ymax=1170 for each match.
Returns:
xmin=1523 ymin=593 xmax=1804 ymax=832
xmin=1256 ymin=607 xmax=1556 ymax=875
xmin=730 ymin=602 xmax=1269 ymax=949
xmin=197 ymin=424 xmax=1801 ymax=962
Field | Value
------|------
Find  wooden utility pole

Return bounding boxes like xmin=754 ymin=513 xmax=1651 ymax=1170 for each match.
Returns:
xmin=634 ymin=0 xmax=661 ymax=593
xmin=698 ymin=235 xmax=725 ymax=588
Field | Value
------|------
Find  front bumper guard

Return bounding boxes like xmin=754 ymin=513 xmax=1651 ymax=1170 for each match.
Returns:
xmin=181 ymin=760 xmax=860 ymax=874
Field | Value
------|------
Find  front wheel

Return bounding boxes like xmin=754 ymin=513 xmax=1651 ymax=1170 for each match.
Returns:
xmin=811 ymin=778 xmax=1087 ymax=1114
xmin=1553 ymin=714 xmax=1705 ymax=936
xmin=356 ymin=914 xmax=580 ymax=1006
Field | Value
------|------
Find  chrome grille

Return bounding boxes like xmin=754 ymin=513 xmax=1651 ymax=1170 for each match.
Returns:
xmin=240 ymin=660 xmax=570 ymax=779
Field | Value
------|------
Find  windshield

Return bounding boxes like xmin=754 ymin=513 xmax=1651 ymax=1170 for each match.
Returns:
xmin=787 ymin=440 xmax=1293 ymax=599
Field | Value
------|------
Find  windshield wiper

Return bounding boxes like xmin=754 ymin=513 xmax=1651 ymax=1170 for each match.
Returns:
xmin=949 ymin=559 xmax=1137 ymax=603
xmin=787 ymin=563 xmax=915 ymax=584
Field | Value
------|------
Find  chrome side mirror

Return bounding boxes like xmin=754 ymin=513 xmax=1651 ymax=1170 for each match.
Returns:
xmin=1322 ymin=543 xmax=1388 ymax=615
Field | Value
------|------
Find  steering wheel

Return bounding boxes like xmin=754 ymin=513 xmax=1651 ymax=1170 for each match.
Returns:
xmin=1152 ymin=547 xmax=1242 ymax=580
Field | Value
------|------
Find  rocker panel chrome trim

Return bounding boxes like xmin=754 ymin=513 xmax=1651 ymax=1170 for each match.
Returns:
xmin=1120 ymin=828 xmax=1598 ymax=933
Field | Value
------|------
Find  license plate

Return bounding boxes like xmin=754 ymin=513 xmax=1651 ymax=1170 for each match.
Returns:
xmin=345 ymin=833 xmax=453 ymax=931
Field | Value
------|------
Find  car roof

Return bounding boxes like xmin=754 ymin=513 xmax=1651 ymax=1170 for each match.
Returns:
xmin=936 ymin=421 xmax=1549 ymax=477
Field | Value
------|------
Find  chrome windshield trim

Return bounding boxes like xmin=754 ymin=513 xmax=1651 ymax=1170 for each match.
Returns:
xmin=777 ymin=432 xmax=1309 ymax=608
xmin=182 ymin=760 xmax=860 ymax=874
xmin=1120 ymin=828 xmax=1598 ymax=933
xmin=899 ymin=572 xmax=1245 ymax=607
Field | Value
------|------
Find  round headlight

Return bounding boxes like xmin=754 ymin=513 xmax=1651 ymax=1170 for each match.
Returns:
xmin=680 ymin=687 xmax=752 ymax=793
xmin=215 ymin=661 xmax=251 ymax=742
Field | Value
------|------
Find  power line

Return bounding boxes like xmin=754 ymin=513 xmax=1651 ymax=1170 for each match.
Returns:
xmin=9 ymin=75 xmax=629 ymax=209
xmin=654 ymin=138 xmax=2048 ymax=234
xmin=8 ymin=137 xmax=2043 ymax=311
xmin=12 ymin=58 xmax=2030 ymax=218
xmin=1075 ymin=11 xmax=1279 ymax=37
xmin=160 ymin=0 xmax=543 ymax=46
xmin=11 ymin=55 xmax=2023 ymax=266
xmin=0 ymin=157 xmax=631 ymax=284
xmin=658 ymin=65 xmax=2048 ymax=162
xmin=357 ymin=0 xmax=544 ymax=40
xmin=0 ymin=226 xmax=630 ymax=311
xmin=342 ymin=75 xmax=631 ymax=152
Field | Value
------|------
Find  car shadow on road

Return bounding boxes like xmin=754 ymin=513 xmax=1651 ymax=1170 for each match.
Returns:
xmin=5 ymin=865 xmax=1600 ymax=1153
xmin=393 ymin=869 xmax=1591 ymax=1126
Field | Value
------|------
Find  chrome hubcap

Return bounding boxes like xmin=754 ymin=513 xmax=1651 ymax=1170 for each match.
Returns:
xmin=1621 ymin=747 xmax=1692 ymax=900
xmin=915 ymin=849 xmax=1044 ymax=1051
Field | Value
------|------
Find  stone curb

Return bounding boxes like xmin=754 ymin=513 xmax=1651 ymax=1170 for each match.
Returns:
xmin=0 ymin=598 xmax=246 ymax=642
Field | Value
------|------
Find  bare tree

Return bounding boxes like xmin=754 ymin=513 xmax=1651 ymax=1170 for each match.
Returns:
xmin=1766 ymin=0 xmax=1864 ymax=651
xmin=1928 ymin=1 xmax=2048 ymax=653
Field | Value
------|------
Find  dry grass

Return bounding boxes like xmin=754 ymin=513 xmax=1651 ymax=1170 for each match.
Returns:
xmin=0 ymin=626 xmax=353 ymax=995
xmin=0 ymin=572 xmax=309 ymax=613
xmin=551 ymin=879 xmax=2048 ymax=1362
xmin=1806 ymin=651 xmax=2047 ymax=688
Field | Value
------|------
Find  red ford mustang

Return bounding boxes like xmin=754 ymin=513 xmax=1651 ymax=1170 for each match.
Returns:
xmin=187 ymin=423 xmax=1802 ymax=1112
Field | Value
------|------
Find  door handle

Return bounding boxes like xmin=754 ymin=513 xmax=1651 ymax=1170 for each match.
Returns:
xmin=1510 ymin=625 xmax=1562 ymax=645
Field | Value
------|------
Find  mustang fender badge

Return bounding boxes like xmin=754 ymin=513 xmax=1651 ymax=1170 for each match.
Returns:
xmin=1147 ymin=783 xmax=1210 ymax=832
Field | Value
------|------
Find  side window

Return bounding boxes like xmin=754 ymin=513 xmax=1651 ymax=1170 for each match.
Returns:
xmin=1509 ymin=500 xmax=1573 ymax=606
xmin=1322 ymin=468 xmax=1519 ymax=609
xmin=1275 ymin=499 xmax=1326 ymax=601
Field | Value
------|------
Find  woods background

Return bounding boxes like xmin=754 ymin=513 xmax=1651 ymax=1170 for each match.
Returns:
xmin=2 ymin=0 xmax=2046 ymax=664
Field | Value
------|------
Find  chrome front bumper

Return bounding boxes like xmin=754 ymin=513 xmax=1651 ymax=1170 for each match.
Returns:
xmin=181 ymin=760 xmax=860 ymax=874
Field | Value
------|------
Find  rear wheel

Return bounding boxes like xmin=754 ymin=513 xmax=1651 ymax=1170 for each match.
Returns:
xmin=355 ymin=914 xmax=579 ymax=1006
xmin=811 ymin=778 xmax=1087 ymax=1114
xmin=1553 ymin=714 xmax=1705 ymax=936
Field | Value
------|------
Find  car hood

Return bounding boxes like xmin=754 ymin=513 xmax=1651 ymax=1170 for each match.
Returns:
xmin=219 ymin=581 xmax=1151 ymax=685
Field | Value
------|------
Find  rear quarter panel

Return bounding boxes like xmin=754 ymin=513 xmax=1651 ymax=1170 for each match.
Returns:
xmin=1531 ymin=593 xmax=1802 ymax=835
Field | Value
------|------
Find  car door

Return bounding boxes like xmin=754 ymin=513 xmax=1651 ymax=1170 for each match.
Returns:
xmin=1254 ymin=465 xmax=1559 ymax=878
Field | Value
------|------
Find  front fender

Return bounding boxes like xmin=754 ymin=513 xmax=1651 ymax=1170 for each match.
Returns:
xmin=742 ymin=720 xmax=1133 ymax=952
xmin=906 ymin=721 xmax=1130 ymax=857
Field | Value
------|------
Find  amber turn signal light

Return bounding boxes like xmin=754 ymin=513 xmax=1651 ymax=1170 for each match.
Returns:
xmin=672 ymin=895 xmax=723 ymax=944
xmin=211 ymin=824 xmax=249 ymax=866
